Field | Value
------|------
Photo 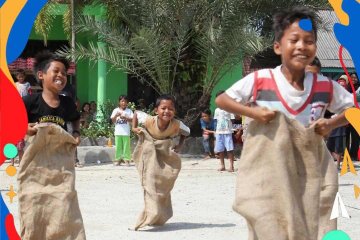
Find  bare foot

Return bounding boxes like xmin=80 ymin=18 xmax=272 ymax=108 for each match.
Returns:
xmin=217 ymin=167 xmax=226 ymax=171
xmin=227 ymin=168 xmax=235 ymax=172
xmin=203 ymin=155 xmax=211 ymax=160
xmin=125 ymin=161 xmax=130 ymax=167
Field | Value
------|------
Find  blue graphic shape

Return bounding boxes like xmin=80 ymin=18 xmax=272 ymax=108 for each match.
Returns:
xmin=322 ymin=230 xmax=351 ymax=240
xmin=0 ymin=194 xmax=10 ymax=240
xmin=334 ymin=0 xmax=360 ymax=79
xmin=0 ymin=0 xmax=6 ymax=8
xmin=299 ymin=18 xmax=312 ymax=31
xmin=6 ymin=0 xmax=48 ymax=64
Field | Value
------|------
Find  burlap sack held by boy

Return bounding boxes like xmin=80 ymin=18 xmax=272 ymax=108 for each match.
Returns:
xmin=17 ymin=124 xmax=86 ymax=240
xmin=133 ymin=129 xmax=181 ymax=230
xmin=233 ymin=113 xmax=337 ymax=240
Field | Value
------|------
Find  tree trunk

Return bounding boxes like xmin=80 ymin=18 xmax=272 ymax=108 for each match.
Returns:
xmin=182 ymin=92 xmax=211 ymax=129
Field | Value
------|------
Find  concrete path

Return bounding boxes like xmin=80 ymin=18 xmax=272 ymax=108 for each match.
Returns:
xmin=1 ymin=157 xmax=360 ymax=240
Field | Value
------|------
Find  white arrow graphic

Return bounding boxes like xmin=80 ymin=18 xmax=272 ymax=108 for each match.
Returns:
xmin=330 ymin=192 xmax=350 ymax=220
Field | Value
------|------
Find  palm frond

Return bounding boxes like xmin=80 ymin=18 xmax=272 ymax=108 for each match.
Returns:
xmin=34 ymin=3 xmax=57 ymax=45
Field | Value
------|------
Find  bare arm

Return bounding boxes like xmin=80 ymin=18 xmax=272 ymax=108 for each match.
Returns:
xmin=132 ymin=112 xmax=143 ymax=134
xmin=173 ymin=121 xmax=190 ymax=153
xmin=215 ymin=93 xmax=276 ymax=123
xmin=173 ymin=134 xmax=186 ymax=153
xmin=311 ymin=111 xmax=349 ymax=137
xmin=111 ymin=112 xmax=120 ymax=124
xmin=27 ymin=123 xmax=37 ymax=136
xmin=71 ymin=118 xmax=81 ymax=145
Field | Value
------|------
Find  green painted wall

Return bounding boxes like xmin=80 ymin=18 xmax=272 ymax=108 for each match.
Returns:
xmin=209 ymin=64 xmax=243 ymax=114
xmin=75 ymin=58 xmax=127 ymax=104
xmin=106 ymin=69 xmax=128 ymax=102
xmin=28 ymin=4 xmax=128 ymax=106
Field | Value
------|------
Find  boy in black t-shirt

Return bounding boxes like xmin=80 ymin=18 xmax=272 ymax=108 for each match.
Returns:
xmin=23 ymin=51 xmax=80 ymax=143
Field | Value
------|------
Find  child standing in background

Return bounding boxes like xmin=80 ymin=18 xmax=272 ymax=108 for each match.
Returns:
xmin=200 ymin=109 xmax=215 ymax=159
xmin=12 ymin=69 xmax=31 ymax=166
xmin=327 ymin=75 xmax=349 ymax=169
xmin=214 ymin=90 xmax=235 ymax=172
xmin=110 ymin=95 xmax=133 ymax=166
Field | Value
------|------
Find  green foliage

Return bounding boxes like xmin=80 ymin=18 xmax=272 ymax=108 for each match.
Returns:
xmin=56 ymin=0 xmax=329 ymax=128
xmin=80 ymin=100 xmax=155 ymax=138
xmin=80 ymin=100 xmax=116 ymax=138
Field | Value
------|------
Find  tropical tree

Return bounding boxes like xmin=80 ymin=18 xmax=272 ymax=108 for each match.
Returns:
xmin=56 ymin=0 xmax=330 ymax=129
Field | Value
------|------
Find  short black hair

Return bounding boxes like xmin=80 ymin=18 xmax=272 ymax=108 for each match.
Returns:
xmin=309 ymin=56 xmax=321 ymax=69
xmin=155 ymin=94 xmax=176 ymax=108
xmin=202 ymin=109 xmax=211 ymax=116
xmin=216 ymin=90 xmax=225 ymax=97
xmin=16 ymin=69 xmax=26 ymax=76
xmin=81 ymin=102 xmax=90 ymax=112
xmin=33 ymin=50 xmax=69 ymax=87
xmin=118 ymin=95 xmax=129 ymax=101
xmin=273 ymin=6 xmax=319 ymax=42
xmin=350 ymin=72 xmax=358 ymax=78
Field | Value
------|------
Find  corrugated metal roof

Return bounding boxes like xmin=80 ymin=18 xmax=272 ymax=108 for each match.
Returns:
xmin=317 ymin=10 xmax=354 ymax=68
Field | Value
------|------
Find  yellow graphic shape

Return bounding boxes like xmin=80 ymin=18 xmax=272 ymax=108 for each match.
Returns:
xmin=0 ymin=0 xmax=27 ymax=81
xmin=328 ymin=0 xmax=349 ymax=25
xmin=5 ymin=165 xmax=17 ymax=176
xmin=340 ymin=148 xmax=357 ymax=176
xmin=329 ymin=0 xmax=360 ymax=25
xmin=345 ymin=107 xmax=360 ymax=134
xmin=6 ymin=185 xmax=17 ymax=203
xmin=355 ymin=185 xmax=360 ymax=199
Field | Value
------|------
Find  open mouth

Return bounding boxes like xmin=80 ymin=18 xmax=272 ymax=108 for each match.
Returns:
xmin=294 ymin=54 xmax=308 ymax=60
xmin=55 ymin=79 xmax=63 ymax=85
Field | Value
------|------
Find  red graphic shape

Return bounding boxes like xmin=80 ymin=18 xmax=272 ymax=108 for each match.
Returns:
xmin=339 ymin=45 xmax=359 ymax=108
xmin=0 ymin=69 xmax=28 ymax=165
xmin=5 ymin=214 xmax=20 ymax=240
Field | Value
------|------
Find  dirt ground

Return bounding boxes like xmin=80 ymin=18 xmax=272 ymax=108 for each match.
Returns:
xmin=1 ymin=156 xmax=360 ymax=240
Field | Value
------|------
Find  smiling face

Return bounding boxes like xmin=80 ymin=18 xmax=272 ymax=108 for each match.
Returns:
xmin=274 ymin=19 xmax=317 ymax=74
xmin=155 ymin=99 xmax=175 ymax=123
xmin=38 ymin=61 xmax=67 ymax=93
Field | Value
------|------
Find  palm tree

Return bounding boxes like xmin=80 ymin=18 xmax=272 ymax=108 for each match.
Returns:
xmin=34 ymin=0 xmax=91 ymax=46
xmin=57 ymin=0 xmax=330 ymax=128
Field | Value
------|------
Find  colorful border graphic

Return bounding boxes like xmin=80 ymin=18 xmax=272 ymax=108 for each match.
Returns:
xmin=0 ymin=0 xmax=47 ymax=238
xmin=0 ymin=0 xmax=359 ymax=239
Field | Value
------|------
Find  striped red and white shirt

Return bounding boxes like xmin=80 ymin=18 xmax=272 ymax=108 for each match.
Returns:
xmin=226 ymin=65 xmax=354 ymax=127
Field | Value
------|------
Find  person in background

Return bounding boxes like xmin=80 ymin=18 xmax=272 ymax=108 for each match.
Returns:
xmin=200 ymin=109 xmax=215 ymax=159
xmin=110 ymin=95 xmax=133 ymax=166
xmin=305 ymin=56 xmax=321 ymax=74
xmin=12 ymin=69 xmax=31 ymax=166
xmin=327 ymin=75 xmax=349 ymax=169
xmin=80 ymin=102 xmax=91 ymax=128
xmin=346 ymin=72 xmax=359 ymax=161
xmin=214 ymin=90 xmax=235 ymax=172
xmin=89 ymin=101 xmax=97 ymax=121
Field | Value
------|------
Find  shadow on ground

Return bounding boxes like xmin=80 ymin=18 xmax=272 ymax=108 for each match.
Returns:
xmin=140 ymin=222 xmax=236 ymax=232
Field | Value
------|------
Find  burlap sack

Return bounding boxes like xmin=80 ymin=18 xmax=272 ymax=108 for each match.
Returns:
xmin=233 ymin=113 xmax=337 ymax=240
xmin=17 ymin=124 xmax=86 ymax=240
xmin=133 ymin=130 xmax=181 ymax=230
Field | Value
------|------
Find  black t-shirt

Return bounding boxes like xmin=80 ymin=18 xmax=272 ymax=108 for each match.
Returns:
xmin=23 ymin=93 xmax=80 ymax=131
